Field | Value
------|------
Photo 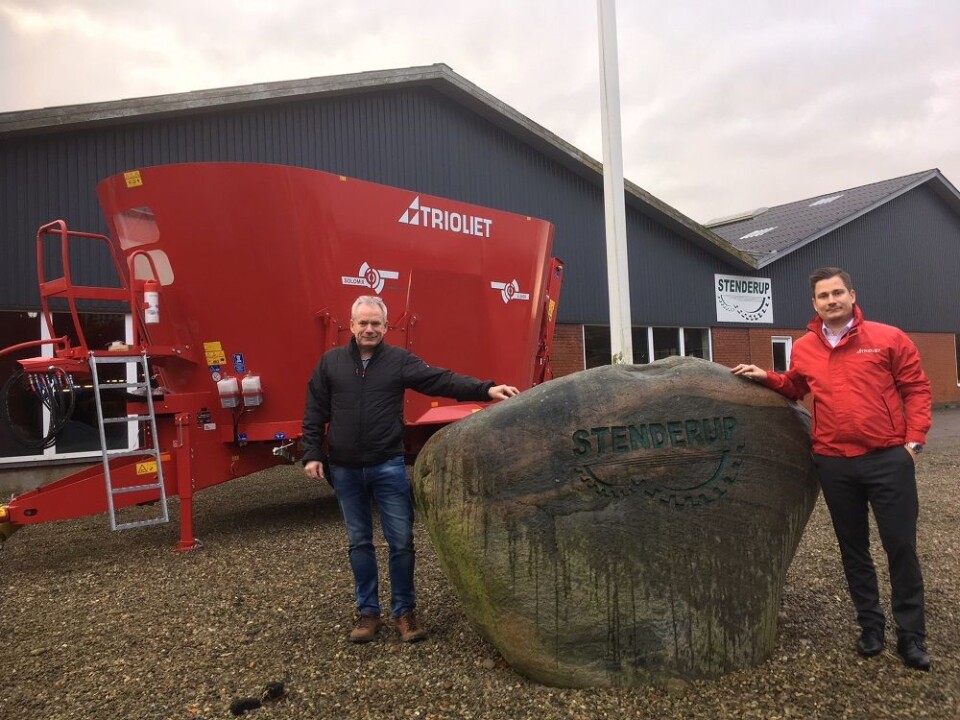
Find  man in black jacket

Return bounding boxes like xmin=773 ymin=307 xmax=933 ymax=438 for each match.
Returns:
xmin=302 ymin=295 xmax=518 ymax=643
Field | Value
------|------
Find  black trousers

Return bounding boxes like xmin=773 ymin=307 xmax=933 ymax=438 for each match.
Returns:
xmin=814 ymin=446 xmax=925 ymax=639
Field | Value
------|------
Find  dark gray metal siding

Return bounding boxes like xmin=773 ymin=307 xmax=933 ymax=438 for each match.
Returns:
xmin=625 ymin=208 xmax=743 ymax=328
xmin=0 ymin=87 xmax=745 ymax=324
xmin=756 ymin=185 xmax=960 ymax=331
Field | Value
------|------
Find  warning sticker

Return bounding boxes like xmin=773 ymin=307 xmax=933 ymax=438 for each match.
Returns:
xmin=203 ymin=341 xmax=227 ymax=366
xmin=135 ymin=452 xmax=171 ymax=475
xmin=136 ymin=461 xmax=156 ymax=475
xmin=124 ymin=170 xmax=143 ymax=188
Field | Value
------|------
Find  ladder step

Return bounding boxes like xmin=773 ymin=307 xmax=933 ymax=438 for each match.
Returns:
xmin=114 ymin=517 xmax=168 ymax=531
xmin=104 ymin=448 xmax=157 ymax=459
xmin=104 ymin=382 xmax=149 ymax=390
xmin=102 ymin=415 xmax=154 ymax=424
xmin=90 ymin=351 xmax=169 ymax=533
xmin=91 ymin=355 xmax=147 ymax=364
xmin=111 ymin=483 xmax=163 ymax=495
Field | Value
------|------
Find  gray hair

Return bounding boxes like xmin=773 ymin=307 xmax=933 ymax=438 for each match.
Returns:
xmin=351 ymin=295 xmax=388 ymax=323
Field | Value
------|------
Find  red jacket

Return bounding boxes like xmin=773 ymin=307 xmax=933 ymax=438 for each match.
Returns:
xmin=762 ymin=305 xmax=931 ymax=457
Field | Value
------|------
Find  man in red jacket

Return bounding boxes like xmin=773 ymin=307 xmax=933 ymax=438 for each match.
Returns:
xmin=732 ymin=267 xmax=932 ymax=671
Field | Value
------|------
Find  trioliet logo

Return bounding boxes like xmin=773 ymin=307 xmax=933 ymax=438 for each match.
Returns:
xmin=399 ymin=196 xmax=493 ymax=238
xmin=572 ymin=415 xmax=745 ymax=507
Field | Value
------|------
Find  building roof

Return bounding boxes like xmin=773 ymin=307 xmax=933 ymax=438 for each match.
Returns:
xmin=0 ymin=63 xmax=755 ymax=271
xmin=707 ymin=169 xmax=960 ymax=268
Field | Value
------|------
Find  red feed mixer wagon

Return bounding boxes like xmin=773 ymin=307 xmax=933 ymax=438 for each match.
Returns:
xmin=0 ymin=163 xmax=563 ymax=551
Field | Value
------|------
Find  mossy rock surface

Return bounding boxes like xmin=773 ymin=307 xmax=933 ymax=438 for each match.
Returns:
xmin=413 ymin=357 xmax=819 ymax=688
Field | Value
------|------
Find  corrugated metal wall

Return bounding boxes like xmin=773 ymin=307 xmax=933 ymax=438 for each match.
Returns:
xmin=758 ymin=185 xmax=960 ymax=332
xmin=0 ymin=87 xmax=744 ymax=325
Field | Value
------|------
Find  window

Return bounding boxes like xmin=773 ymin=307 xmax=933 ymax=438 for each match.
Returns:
xmin=0 ymin=311 xmax=131 ymax=463
xmin=0 ymin=312 xmax=45 ymax=459
xmin=772 ymin=336 xmax=793 ymax=372
xmin=631 ymin=328 xmax=651 ymax=364
xmin=955 ymin=333 xmax=960 ymax=385
xmin=50 ymin=313 xmax=130 ymax=454
xmin=583 ymin=325 xmax=711 ymax=369
xmin=683 ymin=328 xmax=711 ymax=359
xmin=652 ymin=327 xmax=680 ymax=360
xmin=114 ymin=206 xmax=159 ymax=249
xmin=583 ymin=326 xmax=650 ymax=367
xmin=583 ymin=325 xmax=612 ymax=369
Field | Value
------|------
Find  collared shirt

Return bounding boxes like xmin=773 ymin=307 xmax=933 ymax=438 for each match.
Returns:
xmin=822 ymin=317 xmax=855 ymax=348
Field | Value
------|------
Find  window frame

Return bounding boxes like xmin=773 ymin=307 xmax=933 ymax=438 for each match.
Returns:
xmin=954 ymin=332 xmax=960 ymax=386
xmin=772 ymin=335 xmax=793 ymax=373
xmin=582 ymin=324 xmax=712 ymax=369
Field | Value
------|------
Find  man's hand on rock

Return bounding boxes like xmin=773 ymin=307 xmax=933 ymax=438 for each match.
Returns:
xmin=731 ymin=364 xmax=768 ymax=382
xmin=488 ymin=384 xmax=519 ymax=401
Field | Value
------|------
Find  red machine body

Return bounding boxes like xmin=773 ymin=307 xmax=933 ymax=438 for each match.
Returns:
xmin=0 ymin=163 xmax=563 ymax=550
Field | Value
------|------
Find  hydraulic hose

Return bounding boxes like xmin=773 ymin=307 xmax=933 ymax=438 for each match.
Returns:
xmin=0 ymin=367 xmax=77 ymax=449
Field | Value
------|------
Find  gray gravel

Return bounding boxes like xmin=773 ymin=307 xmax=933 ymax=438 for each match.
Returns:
xmin=2 ymin=409 xmax=959 ymax=719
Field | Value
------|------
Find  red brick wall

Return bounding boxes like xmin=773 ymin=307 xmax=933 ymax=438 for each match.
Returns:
xmin=712 ymin=327 xmax=808 ymax=370
xmin=911 ymin=333 xmax=960 ymax=406
xmin=550 ymin=324 xmax=584 ymax=378
xmin=710 ymin=328 xmax=751 ymax=369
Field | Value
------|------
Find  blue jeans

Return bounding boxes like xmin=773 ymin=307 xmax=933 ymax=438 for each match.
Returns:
xmin=329 ymin=456 xmax=416 ymax=617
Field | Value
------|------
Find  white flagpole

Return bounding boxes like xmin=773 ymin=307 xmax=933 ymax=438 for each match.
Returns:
xmin=597 ymin=0 xmax=633 ymax=364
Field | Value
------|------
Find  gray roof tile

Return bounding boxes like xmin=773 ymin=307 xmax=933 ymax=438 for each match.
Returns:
xmin=707 ymin=170 xmax=940 ymax=266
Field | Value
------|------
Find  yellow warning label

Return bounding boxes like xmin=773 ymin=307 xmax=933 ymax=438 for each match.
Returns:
xmin=203 ymin=341 xmax=227 ymax=366
xmin=135 ymin=453 xmax=171 ymax=475
xmin=547 ymin=298 xmax=556 ymax=321
xmin=124 ymin=170 xmax=143 ymax=188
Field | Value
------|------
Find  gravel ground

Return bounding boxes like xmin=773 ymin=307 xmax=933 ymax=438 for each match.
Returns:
xmin=2 ymin=409 xmax=959 ymax=719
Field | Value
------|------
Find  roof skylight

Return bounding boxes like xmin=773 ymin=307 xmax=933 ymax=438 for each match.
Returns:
xmin=809 ymin=194 xmax=844 ymax=207
xmin=740 ymin=227 xmax=778 ymax=240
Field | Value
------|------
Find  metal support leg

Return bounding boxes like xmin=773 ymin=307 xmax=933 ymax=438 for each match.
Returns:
xmin=172 ymin=412 xmax=201 ymax=552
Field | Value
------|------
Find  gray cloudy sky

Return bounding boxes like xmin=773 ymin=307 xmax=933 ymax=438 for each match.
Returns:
xmin=2 ymin=0 xmax=958 ymax=222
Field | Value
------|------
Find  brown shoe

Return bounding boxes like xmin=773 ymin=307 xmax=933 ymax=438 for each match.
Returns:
xmin=396 ymin=610 xmax=427 ymax=643
xmin=348 ymin=613 xmax=382 ymax=643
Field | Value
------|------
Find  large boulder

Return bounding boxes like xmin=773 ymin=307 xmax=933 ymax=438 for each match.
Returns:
xmin=413 ymin=356 xmax=818 ymax=687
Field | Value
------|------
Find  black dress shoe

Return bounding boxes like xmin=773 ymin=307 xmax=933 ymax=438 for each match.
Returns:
xmin=856 ymin=628 xmax=885 ymax=657
xmin=897 ymin=636 xmax=931 ymax=671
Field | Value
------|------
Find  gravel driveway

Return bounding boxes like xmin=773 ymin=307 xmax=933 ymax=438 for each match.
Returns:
xmin=1 ymin=409 xmax=958 ymax=719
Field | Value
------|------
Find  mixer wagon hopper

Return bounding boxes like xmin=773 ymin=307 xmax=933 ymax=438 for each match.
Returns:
xmin=0 ymin=163 xmax=563 ymax=551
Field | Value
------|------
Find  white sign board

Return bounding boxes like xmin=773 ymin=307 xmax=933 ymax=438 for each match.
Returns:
xmin=715 ymin=274 xmax=773 ymax=323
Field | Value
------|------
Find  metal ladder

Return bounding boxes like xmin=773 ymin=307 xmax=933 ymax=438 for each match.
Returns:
xmin=89 ymin=352 xmax=169 ymax=530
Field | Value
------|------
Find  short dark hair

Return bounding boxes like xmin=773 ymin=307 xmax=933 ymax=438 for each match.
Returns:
xmin=809 ymin=267 xmax=853 ymax=294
